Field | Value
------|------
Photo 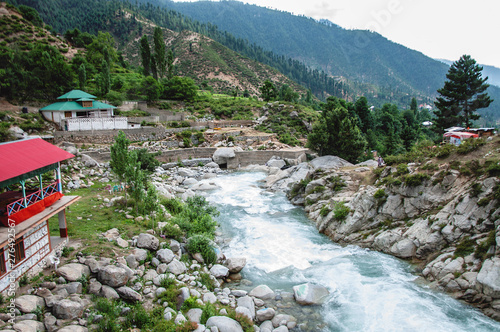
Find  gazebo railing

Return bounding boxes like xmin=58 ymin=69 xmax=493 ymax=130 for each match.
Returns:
xmin=7 ymin=181 xmax=59 ymax=216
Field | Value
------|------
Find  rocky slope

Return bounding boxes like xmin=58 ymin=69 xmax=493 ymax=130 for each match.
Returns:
xmin=261 ymin=151 xmax=500 ymax=320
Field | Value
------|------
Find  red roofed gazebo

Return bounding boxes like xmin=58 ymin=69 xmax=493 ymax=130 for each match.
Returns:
xmin=0 ymin=138 xmax=80 ymax=292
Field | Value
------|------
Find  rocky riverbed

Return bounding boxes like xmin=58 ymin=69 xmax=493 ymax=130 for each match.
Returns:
xmin=261 ymin=154 xmax=500 ymax=321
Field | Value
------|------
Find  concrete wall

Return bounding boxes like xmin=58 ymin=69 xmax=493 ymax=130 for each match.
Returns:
xmin=66 ymin=117 xmax=129 ymax=131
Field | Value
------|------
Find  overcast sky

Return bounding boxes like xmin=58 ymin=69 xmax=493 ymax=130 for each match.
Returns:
xmin=172 ymin=0 xmax=500 ymax=68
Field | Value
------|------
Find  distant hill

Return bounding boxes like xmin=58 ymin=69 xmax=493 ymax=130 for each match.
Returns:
xmin=147 ymin=0 xmax=449 ymax=99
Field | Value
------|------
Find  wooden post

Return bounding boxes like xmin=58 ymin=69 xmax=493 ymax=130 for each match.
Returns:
xmin=20 ymin=180 xmax=27 ymax=208
xmin=58 ymin=210 xmax=68 ymax=238
xmin=56 ymin=162 xmax=62 ymax=193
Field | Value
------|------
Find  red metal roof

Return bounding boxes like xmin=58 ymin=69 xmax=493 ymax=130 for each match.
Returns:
xmin=0 ymin=138 xmax=74 ymax=183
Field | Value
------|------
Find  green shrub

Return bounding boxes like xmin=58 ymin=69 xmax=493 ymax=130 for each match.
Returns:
xmin=333 ymin=201 xmax=350 ymax=221
xmin=486 ymin=162 xmax=500 ymax=176
xmin=457 ymin=138 xmax=486 ymax=154
xmin=454 ymin=236 xmax=475 ymax=258
xmin=474 ymin=230 xmax=496 ymax=261
xmin=373 ymin=188 xmax=386 ymax=199
xmin=198 ymin=272 xmax=215 ymax=291
xmin=200 ymin=302 xmax=218 ymax=324
xmin=477 ymin=198 xmax=490 ymax=207
xmin=404 ymin=173 xmax=430 ymax=187
xmin=396 ymin=164 xmax=409 ymax=176
xmin=319 ymin=205 xmax=330 ymax=217
xmin=161 ymin=198 xmax=184 ymax=215
xmin=470 ymin=183 xmax=482 ymax=197
xmin=435 ymin=144 xmax=455 ymax=158
xmin=186 ymin=235 xmax=217 ymax=265
xmin=328 ymin=175 xmax=346 ymax=192
xmin=180 ymin=296 xmax=201 ymax=312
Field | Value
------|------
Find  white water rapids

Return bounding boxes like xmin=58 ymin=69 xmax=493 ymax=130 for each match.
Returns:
xmin=200 ymin=171 xmax=500 ymax=331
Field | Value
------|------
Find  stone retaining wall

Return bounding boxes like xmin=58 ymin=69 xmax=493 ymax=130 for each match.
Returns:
xmin=228 ymin=149 xmax=309 ymax=169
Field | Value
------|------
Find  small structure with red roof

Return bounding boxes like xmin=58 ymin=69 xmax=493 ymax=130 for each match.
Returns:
xmin=0 ymin=138 xmax=80 ymax=292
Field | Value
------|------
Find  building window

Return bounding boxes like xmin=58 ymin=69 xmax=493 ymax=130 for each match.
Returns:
xmin=76 ymin=111 xmax=87 ymax=117
xmin=0 ymin=250 xmax=6 ymax=276
xmin=14 ymin=239 xmax=25 ymax=265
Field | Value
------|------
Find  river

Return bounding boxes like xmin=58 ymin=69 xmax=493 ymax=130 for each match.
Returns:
xmin=201 ymin=171 xmax=500 ymax=331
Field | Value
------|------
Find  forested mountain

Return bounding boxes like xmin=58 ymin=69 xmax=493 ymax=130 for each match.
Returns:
xmin=140 ymin=1 xmax=448 ymax=98
xmin=5 ymin=0 xmax=499 ymax=125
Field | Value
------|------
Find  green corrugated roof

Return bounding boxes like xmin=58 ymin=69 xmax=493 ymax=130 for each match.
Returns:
xmin=76 ymin=98 xmax=93 ymax=102
xmin=57 ymin=90 xmax=96 ymax=100
xmin=40 ymin=100 xmax=115 ymax=111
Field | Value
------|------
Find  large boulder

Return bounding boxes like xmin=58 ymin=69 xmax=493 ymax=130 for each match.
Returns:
xmin=12 ymin=320 xmax=45 ymax=332
xmin=15 ymin=295 xmax=45 ymax=313
xmin=52 ymin=299 xmax=84 ymax=320
xmin=210 ymin=264 xmax=229 ymax=278
xmin=477 ymin=257 xmax=500 ymax=298
xmin=226 ymin=257 xmax=246 ymax=273
xmin=293 ymin=283 xmax=329 ymax=305
xmin=98 ymin=265 xmax=129 ymax=287
xmin=56 ymin=263 xmax=90 ymax=282
xmin=248 ymin=285 xmax=275 ymax=300
xmin=309 ymin=155 xmax=353 ymax=171
xmin=236 ymin=296 xmax=255 ymax=320
xmin=116 ymin=286 xmax=142 ymax=302
xmin=167 ymin=259 xmax=186 ymax=275
xmin=213 ymin=148 xmax=236 ymax=165
xmin=206 ymin=316 xmax=243 ymax=332
xmin=136 ymin=233 xmax=159 ymax=251
xmin=157 ymin=248 xmax=175 ymax=264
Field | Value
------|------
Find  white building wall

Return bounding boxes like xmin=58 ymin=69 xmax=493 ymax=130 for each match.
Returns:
xmin=65 ymin=117 xmax=129 ymax=131
xmin=0 ymin=221 xmax=50 ymax=292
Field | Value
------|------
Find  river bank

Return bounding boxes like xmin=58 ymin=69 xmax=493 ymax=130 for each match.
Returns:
xmin=257 ymin=150 xmax=500 ymax=322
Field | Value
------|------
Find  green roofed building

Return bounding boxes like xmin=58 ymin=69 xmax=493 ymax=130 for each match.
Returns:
xmin=39 ymin=90 xmax=132 ymax=131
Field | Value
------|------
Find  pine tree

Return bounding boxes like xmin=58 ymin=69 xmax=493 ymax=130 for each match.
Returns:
xmin=139 ymin=35 xmax=151 ymax=76
xmin=434 ymin=55 xmax=493 ymax=132
xmin=153 ymin=27 xmax=166 ymax=79
xmin=78 ymin=63 xmax=86 ymax=90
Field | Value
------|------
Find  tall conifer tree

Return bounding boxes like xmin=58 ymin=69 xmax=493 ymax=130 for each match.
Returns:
xmin=434 ymin=55 xmax=493 ymax=132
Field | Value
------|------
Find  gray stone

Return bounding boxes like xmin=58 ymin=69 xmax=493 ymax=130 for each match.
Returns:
xmin=213 ymin=148 xmax=236 ymax=165
xmin=157 ymin=248 xmax=175 ymax=264
xmin=186 ymin=308 xmax=203 ymax=323
xmin=52 ymin=299 xmax=84 ymax=319
xmin=167 ymin=259 xmax=186 ymax=275
xmin=116 ymin=286 xmax=142 ymax=302
xmin=310 ymin=155 xmax=353 ymax=171
xmin=210 ymin=264 xmax=229 ymax=278
xmin=235 ymin=306 xmax=253 ymax=320
xmin=88 ymin=280 xmax=102 ymax=296
xmin=56 ymin=325 xmax=88 ymax=332
xmin=12 ymin=320 xmax=45 ymax=332
xmin=126 ymin=254 xmax=139 ymax=269
xmin=56 ymin=263 xmax=90 ymax=282
xmin=100 ymin=285 xmax=120 ymax=300
xmin=98 ymin=265 xmax=129 ymax=287
xmin=477 ymin=257 xmax=500 ymax=298
xmin=293 ymin=283 xmax=329 ymax=305
xmin=15 ymin=295 xmax=45 ymax=314
xmin=203 ymin=292 xmax=217 ymax=304
xmin=271 ymin=314 xmax=297 ymax=329
xmin=256 ymin=308 xmax=276 ymax=322
xmin=116 ymin=237 xmax=129 ymax=248
xmin=136 ymin=233 xmax=160 ymax=251
xmin=169 ymin=239 xmax=181 ymax=252
xmin=206 ymin=316 xmax=243 ymax=332
xmin=133 ymin=248 xmax=149 ymax=261
xmin=236 ymin=296 xmax=255 ymax=320
xmin=249 ymin=285 xmax=275 ymax=300
xmin=65 ymin=282 xmax=83 ymax=294
xmin=226 ymin=257 xmax=246 ymax=273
